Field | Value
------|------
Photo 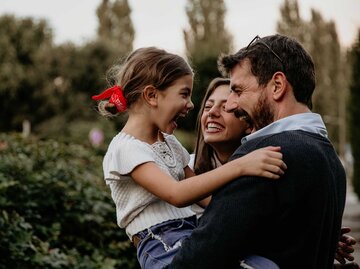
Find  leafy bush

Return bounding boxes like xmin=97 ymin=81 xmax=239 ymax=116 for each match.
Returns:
xmin=0 ymin=133 xmax=139 ymax=269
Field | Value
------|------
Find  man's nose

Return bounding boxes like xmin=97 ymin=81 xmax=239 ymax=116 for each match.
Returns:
xmin=225 ymin=94 xmax=238 ymax=112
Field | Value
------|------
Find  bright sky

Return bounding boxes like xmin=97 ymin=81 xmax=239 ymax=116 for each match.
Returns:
xmin=1 ymin=0 xmax=359 ymax=55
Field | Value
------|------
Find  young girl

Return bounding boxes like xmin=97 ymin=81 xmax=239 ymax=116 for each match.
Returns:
xmin=92 ymin=47 xmax=286 ymax=269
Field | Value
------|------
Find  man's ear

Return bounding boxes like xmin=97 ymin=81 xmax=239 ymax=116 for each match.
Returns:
xmin=272 ymin=72 xmax=287 ymax=101
xmin=245 ymin=125 xmax=253 ymax=135
xmin=143 ymin=85 xmax=158 ymax=106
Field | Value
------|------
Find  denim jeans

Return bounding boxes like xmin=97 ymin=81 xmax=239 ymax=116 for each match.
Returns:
xmin=239 ymin=255 xmax=280 ymax=269
xmin=135 ymin=215 xmax=279 ymax=269
xmin=136 ymin=216 xmax=197 ymax=269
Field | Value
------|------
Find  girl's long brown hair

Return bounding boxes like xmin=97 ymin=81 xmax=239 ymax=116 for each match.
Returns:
xmin=97 ymin=47 xmax=193 ymax=117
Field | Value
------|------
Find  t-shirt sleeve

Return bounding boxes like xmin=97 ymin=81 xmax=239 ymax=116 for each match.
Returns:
xmin=103 ymin=139 xmax=154 ymax=182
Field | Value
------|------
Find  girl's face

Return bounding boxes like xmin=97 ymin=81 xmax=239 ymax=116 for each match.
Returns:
xmin=157 ymin=74 xmax=194 ymax=134
xmin=201 ymin=84 xmax=250 ymax=149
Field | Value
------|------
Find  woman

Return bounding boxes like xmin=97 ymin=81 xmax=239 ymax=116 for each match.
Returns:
xmin=191 ymin=77 xmax=357 ymax=267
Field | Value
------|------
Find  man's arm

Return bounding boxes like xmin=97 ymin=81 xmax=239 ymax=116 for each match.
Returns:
xmin=169 ymin=176 xmax=277 ymax=269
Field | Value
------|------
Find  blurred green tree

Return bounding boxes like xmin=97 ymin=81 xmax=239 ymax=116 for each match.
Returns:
xmin=96 ymin=0 xmax=134 ymax=53
xmin=349 ymin=29 xmax=360 ymax=198
xmin=0 ymin=15 xmax=53 ymax=132
xmin=0 ymin=0 xmax=134 ymax=138
xmin=308 ymin=13 xmax=343 ymax=153
xmin=36 ymin=0 xmax=135 ymax=140
xmin=33 ymin=40 xmax=121 ymax=142
xmin=277 ymin=0 xmax=346 ymax=157
xmin=277 ymin=0 xmax=306 ymax=43
xmin=182 ymin=0 xmax=233 ymax=131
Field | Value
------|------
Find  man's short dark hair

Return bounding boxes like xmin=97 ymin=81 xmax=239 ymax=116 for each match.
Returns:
xmin=218 ymin=34 xmax=315 ymax=109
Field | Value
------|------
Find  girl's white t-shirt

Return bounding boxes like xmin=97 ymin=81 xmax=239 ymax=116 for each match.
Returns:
xmin=103 ymin=132 xmax=195 ymax=238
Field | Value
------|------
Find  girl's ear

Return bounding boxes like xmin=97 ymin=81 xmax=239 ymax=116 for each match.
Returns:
xmin=143 ymin=85 xmax=158 ymax=107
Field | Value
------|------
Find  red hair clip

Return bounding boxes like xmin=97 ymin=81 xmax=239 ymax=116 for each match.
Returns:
xmin=92 ymin=85 xmax=127 ymax=113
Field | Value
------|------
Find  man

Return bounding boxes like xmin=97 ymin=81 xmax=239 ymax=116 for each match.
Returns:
xmin=168 ymin=34 xmax=347 ymax=268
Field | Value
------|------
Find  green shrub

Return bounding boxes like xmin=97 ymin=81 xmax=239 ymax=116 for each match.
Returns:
xmin=0 ymin=133 xmax=139 ymax=269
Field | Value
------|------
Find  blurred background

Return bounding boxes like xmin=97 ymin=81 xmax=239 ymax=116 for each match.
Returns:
xmin=0 ymin=0 xmax=359 ymax=268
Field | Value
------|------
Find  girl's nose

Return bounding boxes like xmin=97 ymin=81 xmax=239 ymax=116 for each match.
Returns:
xmin=187 ymin=99 xmax=194 ymax=111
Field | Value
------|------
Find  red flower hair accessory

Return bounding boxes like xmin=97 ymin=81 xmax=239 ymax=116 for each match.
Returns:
xmin=92 ymin=85 xmax=127 ymax=112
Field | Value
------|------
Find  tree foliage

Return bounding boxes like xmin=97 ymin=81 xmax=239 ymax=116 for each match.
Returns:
xmin=349 ymin=30 xmax=360 ymax=198
xmin=0 ymin=133 xmax=139 ymax=269
xmin=33 ymin=40 xmax=122 ymax=141
xmin=184 ymin=0 xmax=232 ymax=61
xmin=0 ymin=15 xmax=53 ymax=131
xmin=277 ymin=0 xmax=346 ymax=155
xmin=0 ymin=0 xmax=134 ymax=137
xmin=182 ymin=0 xmax=233 ymax=131
xmin=277 ymin=0 xmax=306 ymax=43
xmin=96 ymin=0 xmax=134 ymax=54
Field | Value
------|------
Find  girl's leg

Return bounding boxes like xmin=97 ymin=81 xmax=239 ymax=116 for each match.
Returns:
xmin=239 ymin=255 xmax=280 ymax=269
xmin=136 ymin=216 xmax=197 ymax=269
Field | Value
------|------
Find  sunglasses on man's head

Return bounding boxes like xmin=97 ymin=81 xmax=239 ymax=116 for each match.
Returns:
xmin=246 ymin=35 xmax=285 ymax=70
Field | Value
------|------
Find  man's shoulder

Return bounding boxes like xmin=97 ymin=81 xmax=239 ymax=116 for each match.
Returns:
xmin=242 ymin=130 xmax=327 ymax=149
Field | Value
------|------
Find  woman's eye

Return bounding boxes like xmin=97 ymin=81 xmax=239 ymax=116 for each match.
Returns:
xmin=182 ymin=93 xmax=191 ymax=98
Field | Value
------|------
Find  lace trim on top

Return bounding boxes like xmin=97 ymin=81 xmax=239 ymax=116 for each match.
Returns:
xmin=151 ymin=140 xmax=176 ymax=168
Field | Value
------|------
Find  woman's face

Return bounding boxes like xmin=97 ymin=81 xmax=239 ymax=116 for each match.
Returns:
xmin=201 ymin=84 xmax=251 ymax=150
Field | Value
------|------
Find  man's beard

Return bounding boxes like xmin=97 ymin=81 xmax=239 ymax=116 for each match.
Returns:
xmin=251 ymin=92 xmax=274 ymax=131
xmin=233 ymin=91 xmax=274 ymax=131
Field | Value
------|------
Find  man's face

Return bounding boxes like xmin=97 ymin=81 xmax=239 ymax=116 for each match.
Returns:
xmin=225 ymin=59 xmax=274 ymax=131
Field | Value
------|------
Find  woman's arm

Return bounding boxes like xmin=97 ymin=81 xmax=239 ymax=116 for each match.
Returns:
xmin=131 ymin=146 xmax=286 ymax=207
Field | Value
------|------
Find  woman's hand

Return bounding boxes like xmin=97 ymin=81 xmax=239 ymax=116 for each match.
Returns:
xmin=239 ymin=146 xmax=287 ymax=179
xmin=335 ymin=227 xmax=357 ymax=264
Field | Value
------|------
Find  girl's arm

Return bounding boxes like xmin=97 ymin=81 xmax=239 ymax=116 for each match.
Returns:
xmin=184 ymin=166 xmax=211 ymax=208
xmin=185 ymin=146 xmax=287 ymax=208
xmin=131 ymin=146 xmax=286 ymax=208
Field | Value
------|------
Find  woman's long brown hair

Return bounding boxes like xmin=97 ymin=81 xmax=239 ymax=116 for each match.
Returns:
xmin=193 ymin=77 xmax=231 ymax=175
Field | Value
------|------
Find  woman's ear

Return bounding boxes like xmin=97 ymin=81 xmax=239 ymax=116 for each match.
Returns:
xmin=143 ymin=85 xmax=158 ymax=107
xmin=272 ymin=72 xmax=287 ymax=101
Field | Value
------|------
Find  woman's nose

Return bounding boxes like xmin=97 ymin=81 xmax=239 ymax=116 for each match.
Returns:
xmin=208 ymin=106 xmax=220 ymax=117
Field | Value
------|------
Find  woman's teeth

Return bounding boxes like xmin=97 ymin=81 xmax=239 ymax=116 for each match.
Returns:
xmin=207 ymin=123 xmax=222 ymax=131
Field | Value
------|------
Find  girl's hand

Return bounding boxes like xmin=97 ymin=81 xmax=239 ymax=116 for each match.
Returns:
xmin=237 ymin=146 xmax=287 ymax=179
